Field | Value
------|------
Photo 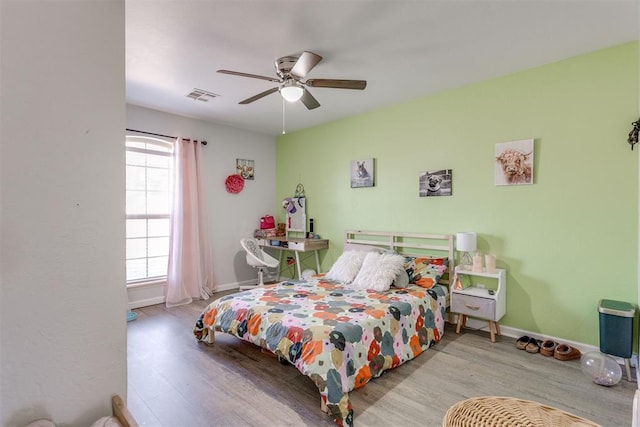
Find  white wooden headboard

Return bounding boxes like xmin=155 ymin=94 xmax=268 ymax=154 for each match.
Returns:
xmin=344 ymin=230 xmax=455 ymax=286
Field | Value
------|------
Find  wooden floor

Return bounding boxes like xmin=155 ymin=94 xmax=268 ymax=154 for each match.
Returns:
xmin=127 ymin=294 xmax=636 ymax=426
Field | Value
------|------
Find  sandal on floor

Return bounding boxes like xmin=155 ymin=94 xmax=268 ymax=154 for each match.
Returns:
xmin=525 ymin=337 xmax=542 ymax=354
xmin=554 ymin=344 xmax=581 ymax=361
xmin=515 ymin=335 xmax=531 ymax=350
xmin=540 ymin=340 xmax=558 ymax=357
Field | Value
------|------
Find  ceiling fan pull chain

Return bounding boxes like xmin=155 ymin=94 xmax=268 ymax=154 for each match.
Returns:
xmin=282 ymin=97 xmax=286 ymax=134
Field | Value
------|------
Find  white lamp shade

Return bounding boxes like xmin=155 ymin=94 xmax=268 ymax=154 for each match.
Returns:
xmin=280 ymin=84 xmax=303 ymax=102
xmin=456 ymin=232 xmax=477 ymax=252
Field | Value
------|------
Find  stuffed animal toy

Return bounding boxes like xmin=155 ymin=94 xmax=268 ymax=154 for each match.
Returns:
xmin=282 ymin=198 xmax=297 ymax=214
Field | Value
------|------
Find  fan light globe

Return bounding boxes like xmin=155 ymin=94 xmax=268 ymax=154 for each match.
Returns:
xmin=281 ymin=82 xmax=303 ymax=102
xmin=581 ymin=351 xmax=622 ymax=386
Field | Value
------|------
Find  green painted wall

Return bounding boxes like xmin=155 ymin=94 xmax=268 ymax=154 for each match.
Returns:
xmin=276 ymin=42 xmax=639 ymax=345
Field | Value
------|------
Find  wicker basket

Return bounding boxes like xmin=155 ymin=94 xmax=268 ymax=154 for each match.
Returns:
xmin=443 ymin=396 xmax=600 ymax=427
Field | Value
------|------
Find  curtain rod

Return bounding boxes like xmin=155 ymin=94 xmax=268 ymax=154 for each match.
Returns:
xmin=126 ymin=128 xmax=207 ymax=145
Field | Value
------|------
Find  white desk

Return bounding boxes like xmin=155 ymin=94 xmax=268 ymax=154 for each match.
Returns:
xmin=257 ymin=237 xmax=329 ymax=279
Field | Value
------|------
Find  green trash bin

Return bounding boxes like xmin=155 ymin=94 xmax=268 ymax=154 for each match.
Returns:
xmin=598 ymin=299 xmax=635 ymax=381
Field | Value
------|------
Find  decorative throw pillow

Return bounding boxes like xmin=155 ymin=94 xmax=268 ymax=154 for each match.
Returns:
xmin=392 ymin=268 xmax=410 ymax=288
xmin=404 ymin=257 xmax=448 ymax=288
xmin=351 ymin=252 xmax=406 ymax=292
xmin=325 ymin=250 xmax=369 ymax=283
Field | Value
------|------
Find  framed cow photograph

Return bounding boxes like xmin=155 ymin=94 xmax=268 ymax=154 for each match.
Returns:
xmin=495 ymin=139 xmax=534 ymax=186
xmin=419 ymin=169 xmax=452 ymax=197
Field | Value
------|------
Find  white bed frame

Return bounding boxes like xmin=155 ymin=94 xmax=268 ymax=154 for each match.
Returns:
xmin=344 ymin=229 xmax=455 ymax=288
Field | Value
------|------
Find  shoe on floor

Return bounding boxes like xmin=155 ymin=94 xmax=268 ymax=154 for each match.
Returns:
xmin=554 ymin=344 xmax=581 ymax=361
xmin=525 ymin=337 xmax=541 ymax=354
xmin=515 ymin=335 xmax=531 ymax=350
xmin=540 ymin=340 xmax=558 ymax=357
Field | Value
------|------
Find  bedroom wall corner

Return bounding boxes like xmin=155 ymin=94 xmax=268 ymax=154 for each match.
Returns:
xmin=1 ymin=1 xmax=126 ymax=426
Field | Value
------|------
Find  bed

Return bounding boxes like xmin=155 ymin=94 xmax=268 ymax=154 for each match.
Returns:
xmin=193 ymin=230 xmax=454 ymax=426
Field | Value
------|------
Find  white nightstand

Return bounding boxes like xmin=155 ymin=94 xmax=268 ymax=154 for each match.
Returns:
xmin=450 ymin=266 xmax=506 ymax=342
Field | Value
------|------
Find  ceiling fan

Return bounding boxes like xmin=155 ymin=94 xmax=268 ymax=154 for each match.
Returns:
xmin=217 ymin=51 xmax=367 ymax=110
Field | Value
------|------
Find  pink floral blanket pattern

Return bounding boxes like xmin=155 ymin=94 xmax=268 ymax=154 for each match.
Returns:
xmin=193 ymin=276 xmax=446 ymax=426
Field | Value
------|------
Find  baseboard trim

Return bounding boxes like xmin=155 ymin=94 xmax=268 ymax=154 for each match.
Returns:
xmin=451 ymin=317 xmax=636 ymax=370
xmin=216 ymin=282 xmax=247 ymax=292
xmin=498 ymin=324 xmax=600 ymax=356
xmin=129 ymin=296 xmax=165 ymax=309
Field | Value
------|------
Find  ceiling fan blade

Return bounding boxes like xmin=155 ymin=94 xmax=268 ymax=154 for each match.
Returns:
xmin=290 ymin=51 xmax=323 ymax=79
xmin=218 ymin=69 xmax=281 ymax=83
xmin=239 ymin=87 xmax=279 ymax=104
xmin=306 ymin=79 xmax=367 ymax=90
xmin=300 ymin=88 xmax=320 ymax=110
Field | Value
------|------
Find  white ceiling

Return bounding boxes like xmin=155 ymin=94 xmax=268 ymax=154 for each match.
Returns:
xmin=126 ymin=1 xmax=639 ymax=136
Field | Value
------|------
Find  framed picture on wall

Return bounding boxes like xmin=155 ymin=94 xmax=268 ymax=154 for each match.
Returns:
xmin=419 ymin=169 xmax=452 ymax=197
xmin=350 ymin=158 xmax=375 ymax=188
xmin=236 ymin=158 xmax=254 ymax=180
xmin=495 ymin=139 xmax=534 ymax=186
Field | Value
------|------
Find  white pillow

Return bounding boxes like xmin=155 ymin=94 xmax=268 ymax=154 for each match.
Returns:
xmin=393 ymin=268 xmax=410 ymax=288
xmin=351 ymin=252 xmax=406 ymax=292
xmin=325 ymin=250 xmax=369 ymax=283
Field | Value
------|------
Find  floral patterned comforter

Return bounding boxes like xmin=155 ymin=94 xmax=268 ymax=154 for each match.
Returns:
xmin=193 ymin=275 xmax=446 ymax=426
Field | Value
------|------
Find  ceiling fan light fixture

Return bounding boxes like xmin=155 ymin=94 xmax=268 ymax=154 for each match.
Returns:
xmin=280 ymin=81 xmax=303 ymax=102
xmin=218 ymin=51 xmax=366 ymax=110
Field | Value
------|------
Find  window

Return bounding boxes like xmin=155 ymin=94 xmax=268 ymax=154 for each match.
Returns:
xmin=125 ymin=136 xmax=173 ymax=283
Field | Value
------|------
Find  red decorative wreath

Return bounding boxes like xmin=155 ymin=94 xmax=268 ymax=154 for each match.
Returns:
xmin=225 ymin=174 xmax=245 ymax=194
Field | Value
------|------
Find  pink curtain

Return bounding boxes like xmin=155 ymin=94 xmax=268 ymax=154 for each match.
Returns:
xmin=166 ymin=137 xmax=215 ymax=307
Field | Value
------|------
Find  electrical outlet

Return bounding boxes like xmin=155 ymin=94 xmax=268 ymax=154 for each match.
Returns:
xmin=477 ymin=283 xmax=485 ymax=289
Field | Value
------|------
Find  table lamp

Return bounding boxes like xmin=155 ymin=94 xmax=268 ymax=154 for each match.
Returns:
xmin=456 ymin=232 xmax=477 ymax=270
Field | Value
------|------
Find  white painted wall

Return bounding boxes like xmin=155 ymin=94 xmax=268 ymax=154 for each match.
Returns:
xmin=0 ymin=1 xmax=126 ymax=426
xmin=126 ymin=105 xmax=277 ymax=306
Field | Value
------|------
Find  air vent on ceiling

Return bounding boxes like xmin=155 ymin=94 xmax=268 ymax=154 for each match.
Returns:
xmin=186 ymin=88 xmax=219 ymax=102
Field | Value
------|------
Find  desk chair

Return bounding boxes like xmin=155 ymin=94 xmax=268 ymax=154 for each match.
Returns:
xmin=240 ymin=238 xmax=279 ymax=290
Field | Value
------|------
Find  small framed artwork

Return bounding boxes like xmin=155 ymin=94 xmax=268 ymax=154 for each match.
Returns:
xmin=419 ymin=169 xmax=452 ymax=197
xmin=495 ymin=139 xmax=534 ymax=186
xmin=350 ymin=158 xmax=374 ymax=188
xmin=236 ymin=159 xmax=254 ymax=180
